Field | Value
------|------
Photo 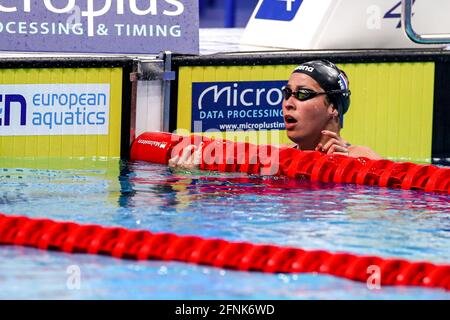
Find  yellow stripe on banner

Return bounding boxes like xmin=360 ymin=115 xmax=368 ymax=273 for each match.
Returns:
xmin=0 ymin=68 xmax=123 ymax=158
xmin=340 ymin=62 xmax=434 ymax=163
xmin=177 ymin=63 xmax=435 ymax=163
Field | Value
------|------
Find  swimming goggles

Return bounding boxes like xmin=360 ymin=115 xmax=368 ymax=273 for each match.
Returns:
xmin=281 ymin=86 xmax=349 ymax=101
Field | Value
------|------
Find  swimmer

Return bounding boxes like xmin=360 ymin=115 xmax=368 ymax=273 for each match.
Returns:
xmin=282 ymin=59 xmax=381 ymax=158
xmin=169 ymin=59 xmax=381 ymax=170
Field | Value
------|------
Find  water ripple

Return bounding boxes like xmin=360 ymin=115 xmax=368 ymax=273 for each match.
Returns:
xmin=0 ymin=159 xmax=449 ymax=299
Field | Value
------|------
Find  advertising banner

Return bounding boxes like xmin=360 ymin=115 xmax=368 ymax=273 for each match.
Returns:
xmin=0 ymin=67 xmax=124 ymax=158
xmin=191 ymin=81 xmax=286 ymax=132
xmin=0 ymin=84 xmax=110 ymax=136
xmin=0 ymin=0 xmax=199 ymax=54
xmin=177 ymin=63 xmax=435 ymax=162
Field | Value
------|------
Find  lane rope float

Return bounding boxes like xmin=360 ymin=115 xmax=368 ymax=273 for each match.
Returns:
xmin=0 ymin=213 xmax=449 ymax=290
xmin=131 ymin=132 xmax=450 ymax=194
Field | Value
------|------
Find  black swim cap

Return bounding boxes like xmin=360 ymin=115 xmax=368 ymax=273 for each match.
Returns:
xmin=292 ymin=60 xmax=351 ymax=127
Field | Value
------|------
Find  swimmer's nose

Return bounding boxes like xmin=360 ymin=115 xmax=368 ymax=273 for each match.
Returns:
xmin=284 ymin=100 xmax=296 ymax=111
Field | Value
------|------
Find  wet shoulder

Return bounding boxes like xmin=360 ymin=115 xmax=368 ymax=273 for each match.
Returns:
xmin=348 ymin=145 xmax=382 ymax=160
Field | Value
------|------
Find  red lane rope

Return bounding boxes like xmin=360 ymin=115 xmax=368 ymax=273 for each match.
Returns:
xmin=130 ymin=132 xmax=450 ymax=194
xmin=1 ymin=213 xmax=449 ymax=291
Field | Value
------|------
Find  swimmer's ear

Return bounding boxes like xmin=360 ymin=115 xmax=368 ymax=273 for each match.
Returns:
xmin=328 ymin=104 xmax=339 ymax=117
xmin=333 ymin=108 xmax=339 ymax=117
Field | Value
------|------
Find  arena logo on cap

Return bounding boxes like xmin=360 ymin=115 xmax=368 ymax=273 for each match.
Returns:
xmin=0 ymin=84 xmax=110 ymax=136
xmin=295 ymin=65 xmax=315 ymax=73
xmin=255 ymin=0 xmax=303 ymax=21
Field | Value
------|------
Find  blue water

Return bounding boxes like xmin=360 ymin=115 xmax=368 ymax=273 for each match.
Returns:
xmin=0 ymin=158 xmax=449 ymax=299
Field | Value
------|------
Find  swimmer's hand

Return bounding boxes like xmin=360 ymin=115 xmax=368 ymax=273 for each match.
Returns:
xmin=168 ymin=143 xmax=203 ymax=170
xmin=315 ymin=130 xmax=349 ymax=156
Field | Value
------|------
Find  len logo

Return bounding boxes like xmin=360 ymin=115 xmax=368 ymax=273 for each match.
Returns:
xmin=0 ymin=94 xmax=27 ymax=126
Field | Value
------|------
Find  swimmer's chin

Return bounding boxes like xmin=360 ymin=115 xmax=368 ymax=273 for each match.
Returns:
xmin=286 ymin=132 xmax=302 ymax=144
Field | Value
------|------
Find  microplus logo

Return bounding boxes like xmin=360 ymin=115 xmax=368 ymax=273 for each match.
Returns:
xmin=255 ymin=0 xmax=303 ymax=21
xmin=137 ymin=139 xmax=167 ymax=149
xmin=0 ymin=0 xmax=184 ymax=37
xmin=0 ymin=0 xmax=198 ymax=55
xmin=196 ymin=82 xmax=284 ymax=111
xmin=191 ymin=81 xmax=286 ymax=132
xmin=0 ymin=84 xmax=110 ymax=136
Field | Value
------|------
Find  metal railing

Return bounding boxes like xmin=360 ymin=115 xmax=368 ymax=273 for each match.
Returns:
xmin=402 ymin=0 xmax=450 ymax=44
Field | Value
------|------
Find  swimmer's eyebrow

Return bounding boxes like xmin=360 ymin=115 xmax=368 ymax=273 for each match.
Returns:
xmin=287 ymin=84 xmax=313 ymax=90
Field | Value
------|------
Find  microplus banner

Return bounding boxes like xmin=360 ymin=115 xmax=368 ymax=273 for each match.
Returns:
xmin=0 ymin=84 xmax=110 ymax=136
xmin=191 ymin=81 xmax=286 ymax=132
xmin=0 ymin=0 xmax=199 ymax=54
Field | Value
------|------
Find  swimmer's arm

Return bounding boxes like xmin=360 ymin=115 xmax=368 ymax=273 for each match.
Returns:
xmin=348 ymin=145 xmax=382 ymax=160
xmin=168 ymin=142 xmax=382 ymax=170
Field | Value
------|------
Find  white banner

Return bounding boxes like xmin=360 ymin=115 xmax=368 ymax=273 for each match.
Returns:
xmin=241 ymin=0 xmax=450 ymax=50
xmin=0 ymin=84 xmax=110 ymax=136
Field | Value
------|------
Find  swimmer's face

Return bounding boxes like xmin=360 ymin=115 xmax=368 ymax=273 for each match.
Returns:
xmin=282 ymin=73 xmax=336 ymax=146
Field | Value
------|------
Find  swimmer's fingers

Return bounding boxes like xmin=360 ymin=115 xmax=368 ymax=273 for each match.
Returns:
xmin=315 ymin=143 xmax=323 ymax=152
xmin=321 ymin=131 xmax=347 ymax=151
xmin=321 ymin=130 xmax=339 ymax=139
xmin=193 ymin=143 xmax=203 ymax=165
xmin=184 ymin=145 xmax=200 ymax=167
xmin=168 ymin=145 xmax=193 ymax=169
xmin=327 ymin=144 xmax=349 ymax=155
xmin=322 ymin=138 xmax=341 ymax=153
xmin=173 ymin=144 xmax=202 ymax=170
xmin=334 ymin=152 xmax=350 ymax=156
xmin=168 ymin=155 xmax=180 ymax=168
xmin=179 ymin=145 xmax=196 ymax=165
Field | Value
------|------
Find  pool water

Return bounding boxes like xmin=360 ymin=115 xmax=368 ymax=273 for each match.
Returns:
xmin=0 ymin=158 xmax=449 ymax=299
